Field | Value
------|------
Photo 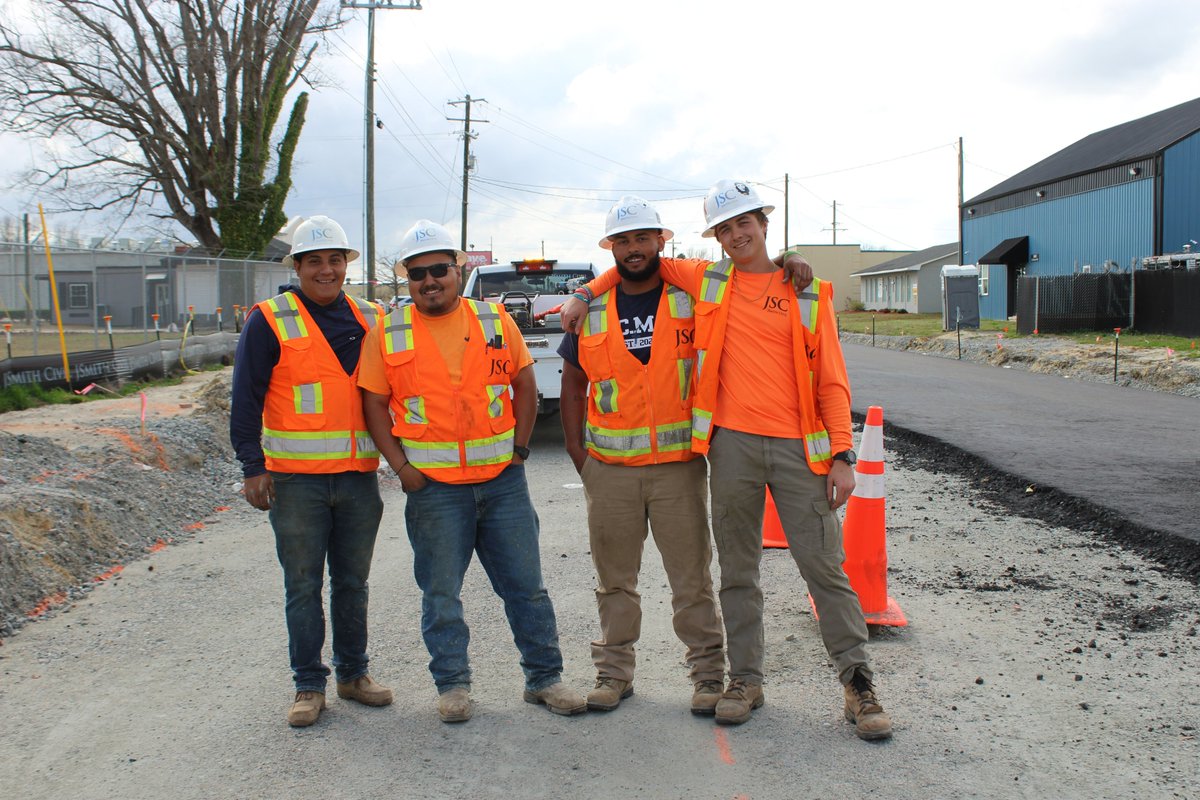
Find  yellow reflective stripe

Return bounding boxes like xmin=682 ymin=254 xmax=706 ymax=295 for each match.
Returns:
xmin=384 ymin=305 xmax=415 ymax=354
xmin=692 ymin=408 xmax=713 ymax=440
xmin=464 ymin=428 xmax=515 ymax=466
xmin=799 ymin=277 xmax=821 ymax=333
xmin=400 ymin=439 xmax=460 ymax=468
xmin=583 ymin=293 xmax=609 ymax=336
xmin=465 ymin=299 xmax=505 ymax=346
xmin=593 ymin=379 xmax=619 ymax=414
xmin=263 ymin=428 xmax=353 ymax=459
xmin=585 ymin=422 xmax=652 ymax=457
xmin=355 ymin=432 xmax=380 ymax=459
xmin=403 ymin=396 xmax=426 ymax=425
xmin=656 ymin=420 xmax=692 ymax=453
xmin=293 ymin=382 xmax=322 ymax=415
xmin=696 ymin=349 xmax=707 ymax=381
xmin=698 ymin=260 xmax=732 ymax=304
xmin=677 ymin=358 xmax=693 ymax=403
xmin=666 ymin=285 xmax=694 ymax=319
xmin=486 ymin=385 xmax=507 ymax=418
xmin=805 ymin=429 xmax=832 ymax=462
xmin=266 ymin=293 xmax=308 ymax=341
xmin=348 ymin=296 xmax=382 ymax=331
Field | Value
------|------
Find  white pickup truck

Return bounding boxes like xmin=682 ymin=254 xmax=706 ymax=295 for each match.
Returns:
xmin=462 ymin=259 xmax=599 ymax=415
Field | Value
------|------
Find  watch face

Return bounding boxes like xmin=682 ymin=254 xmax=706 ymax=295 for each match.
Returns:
xmin=836 ymin=450 xmax=857 ymax=465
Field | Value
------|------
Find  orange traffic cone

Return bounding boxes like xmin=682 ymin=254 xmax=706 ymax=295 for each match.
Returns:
xmin=762 ymin=487 xmax=788 ymax=548
xmin=840 ymin=406 xmax=906 ymax=626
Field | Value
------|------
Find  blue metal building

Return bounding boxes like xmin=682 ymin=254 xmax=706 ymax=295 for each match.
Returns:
xmin=961 ymin=96 xmax=1200 ymax=320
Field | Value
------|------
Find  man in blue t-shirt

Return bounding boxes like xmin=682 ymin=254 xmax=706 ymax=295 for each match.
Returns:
xmin=558 ymin=197 xmax=726 ymax=716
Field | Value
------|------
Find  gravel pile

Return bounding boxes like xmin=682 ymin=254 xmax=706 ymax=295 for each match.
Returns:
xmin=0 ymin=374 xmax=244 ymax=637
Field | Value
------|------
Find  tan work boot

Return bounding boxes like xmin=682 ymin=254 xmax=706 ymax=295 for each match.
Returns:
xmin=714 ymin=678 xmax=764 ymax=725
xmin=586 ymin=676 xmax=633 ymax=711
xmin=844 ymin=670 xmax=893 ymax=741
xmin=437 ymin=687 xmax=472 ymax=723
xmin=287 ymin=690 xmax=326 ymax=727
xmin=336 ymin=674 xmax=394 ymax=707
xmin=523 ymin=681 xmax=587 ymax=716
xmin=691 ymin=679 xmax=724 ymax=716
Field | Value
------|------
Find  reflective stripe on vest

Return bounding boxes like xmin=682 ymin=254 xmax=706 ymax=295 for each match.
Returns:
xmin=265 ymin=293 xmax=308 ymax=341
xmin=666 ymin=284 xmax=693 ymax=318
xmin=585 ymin=422 xmax=652 ymax=458
xmin=698 ymin=262 xmax=732 ymax=304
xmin=263 ymin=427 xmax=354 ymax=460
xmin=347 ymin=296 xmax=381 ymax=332
xmin=486 ymin=385 xmax=507 ymax=419
xmin=384 ymin=305 xmax=416 ymax=354
xmin=677 ymin=357 xmax=693 ymax=404
xmin=692 ymin=407 xmax=713 ymax=441
xmin=356 ymin=432 xmax=380 ymax=459
xmin=798 ymin=277 xmax=821 ymax=333
xmin=583 ymin=296 xmax=609 ymax=336
xmin=805 ymin=429 xmax=832 ymax=463
xmin=403 ymin=395 xmax=426 ymax=425
xmin=466 ymin=298 xmax=504 ymax=346
xmin=293 ymin=382 xmax=322 ymax=415
xmin=593 ymin=378 xmax=618 ymax=414
xmin=402 ymin=428 xmax=515 ymax=470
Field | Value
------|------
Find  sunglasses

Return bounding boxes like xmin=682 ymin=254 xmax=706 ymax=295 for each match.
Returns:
xmin=406 ymin=263 xmax=455 ymax=281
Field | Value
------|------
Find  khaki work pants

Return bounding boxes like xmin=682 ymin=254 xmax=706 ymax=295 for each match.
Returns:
xmin=708 ymin=427 xmax=872 ymax=686
xmin=581 ymin=457 xmax=726 ymax=684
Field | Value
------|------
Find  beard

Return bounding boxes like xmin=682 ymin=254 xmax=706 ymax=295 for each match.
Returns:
xmin=615 ymin=252 xmax=662 ymax=283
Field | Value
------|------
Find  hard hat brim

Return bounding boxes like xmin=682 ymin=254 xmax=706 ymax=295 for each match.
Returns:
xmin=281 ymin=247 xmax=361 ymax=268
xmin=598 ymin=226 xmax=674 ymax=250
xmin=701 ymin=204 xmax=774 ymax=238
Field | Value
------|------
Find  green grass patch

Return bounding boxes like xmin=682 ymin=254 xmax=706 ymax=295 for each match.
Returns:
xmin=0 ymin=382 xmax=82 ymax=413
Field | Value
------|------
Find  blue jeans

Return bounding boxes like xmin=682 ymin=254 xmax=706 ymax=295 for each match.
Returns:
xmin=269 ymin=470 xmax=384 ymax=693
xmin=404 ymin=463 xmax=564 ymax=693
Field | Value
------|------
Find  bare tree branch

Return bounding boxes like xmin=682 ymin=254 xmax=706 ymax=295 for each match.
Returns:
xmin=0 ymin=0 xmax=341 ymax=255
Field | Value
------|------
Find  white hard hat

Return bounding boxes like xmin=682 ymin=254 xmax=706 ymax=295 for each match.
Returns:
xmin=598 ymin=195 xmax=674 ymax=249
xmin=282 ymin=215 xmax=359 ymax=267
xmin=398 ymin=220 xmax=468 ymax=266
xmin=701 ymin=179 xmax=774 ymax=238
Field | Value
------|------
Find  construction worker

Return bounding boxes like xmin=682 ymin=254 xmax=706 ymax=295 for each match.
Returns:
xmin=359 ymin=220 xmax=586 ymax=723
xmin=558 ymin=197 xmax=726 ymax=715
xmin=230 ymin=215 xmax=393 ymax=727
xmin=560 ymin=180 xmax=892 ymax=740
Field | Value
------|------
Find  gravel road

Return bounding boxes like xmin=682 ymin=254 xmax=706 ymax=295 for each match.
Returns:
xmin=0 ymin=366 xmax=1197 ymax=799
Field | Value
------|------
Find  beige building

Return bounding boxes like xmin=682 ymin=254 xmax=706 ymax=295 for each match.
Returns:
xmin=781 ymin=244 xmax=911 ymax=311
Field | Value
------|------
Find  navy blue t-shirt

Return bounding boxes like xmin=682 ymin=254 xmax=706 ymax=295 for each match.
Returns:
xmin=558 ymin=283 xmax=663 ymax=368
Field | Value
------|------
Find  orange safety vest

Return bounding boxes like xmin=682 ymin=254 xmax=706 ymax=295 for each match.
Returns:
xmin=256 ymin=292 xmax=383 ymax=474
xmin=577 ymin=283 xmax=697 ymax=466
xmin=690 ymin=261 xmax=835 ymax=473
xmin=379 ymin=299 xmax=517 ymax=484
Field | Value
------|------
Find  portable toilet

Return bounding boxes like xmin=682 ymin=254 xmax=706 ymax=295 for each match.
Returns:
xmin=941 ymin=265 xmax=980 ymax=330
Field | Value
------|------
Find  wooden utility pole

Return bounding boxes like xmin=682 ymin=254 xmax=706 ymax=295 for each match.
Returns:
xmin=958 ymin=136 xmax=965 ymax=265
xmin=783 ymin=173 xmax=789 ymax=251
xmin=823 ymin=200 xmax=846 ymax=245
xmin=341 ymin=1 xmax=423 ymax=301
xmin=449 ymin=95 xmax=488 ymax=256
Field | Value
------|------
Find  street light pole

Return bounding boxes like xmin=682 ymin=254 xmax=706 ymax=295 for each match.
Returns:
xmin=341 ymin=1 xmax=423 ymax=301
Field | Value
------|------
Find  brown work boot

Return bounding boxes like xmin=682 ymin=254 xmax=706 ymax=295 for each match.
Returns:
xmin=437 ymin=687 xmax=472 ymax=723
xmin=287 ymin=690 xmax=325 ymax=727
xmin=586 ymin=676 xmax=633 ymax=711
xmin=691 ymin=679 xmax=724 ymax=716
xmin=523 ymin=681 xmax=587 ymax=716
xmin=336 ymin=674 xmax=394 ymax=707
xmin=844 ymin=670 xmax=893 ymax=741
xmin=714 ymin=678 xmax=764 ymax=725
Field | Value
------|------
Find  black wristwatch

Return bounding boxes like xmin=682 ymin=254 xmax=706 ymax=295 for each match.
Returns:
xmin=513 ymin=444 xmax=531 ymax=460
xmin=832 ymin=449 xmax=857 ymax=467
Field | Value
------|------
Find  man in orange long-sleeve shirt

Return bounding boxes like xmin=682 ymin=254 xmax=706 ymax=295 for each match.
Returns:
xmin=562 ymin=179 xmax=892 ymax=740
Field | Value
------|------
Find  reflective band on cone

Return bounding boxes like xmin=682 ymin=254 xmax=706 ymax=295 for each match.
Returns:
xmin=811 ymin=405 xmax=908 ymax=627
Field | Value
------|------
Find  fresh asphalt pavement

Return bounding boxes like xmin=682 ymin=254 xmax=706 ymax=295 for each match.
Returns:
xmin=842 ymin=341 xmax=1200 ymax=545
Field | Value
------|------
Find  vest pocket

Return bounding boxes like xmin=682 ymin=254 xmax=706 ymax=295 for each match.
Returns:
xmin=693 ymin=302 xmax=719 ymax=349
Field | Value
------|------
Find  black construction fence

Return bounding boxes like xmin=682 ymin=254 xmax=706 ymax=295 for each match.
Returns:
xmin=1015 ymin=269 xmax=1200 ymax=337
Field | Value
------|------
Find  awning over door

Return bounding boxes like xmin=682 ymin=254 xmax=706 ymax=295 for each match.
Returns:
xmin=979 ymin=236 xmax=1028 ymax=265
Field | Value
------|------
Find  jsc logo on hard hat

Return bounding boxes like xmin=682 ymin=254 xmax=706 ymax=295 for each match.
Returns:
xmin=714 ymin=183 xmax=752 ymax=209
xmin=310 ymin=227 xmax=334 ymax=241
xmin=616 ymin=205 xmax=642 ymax=222
xmin=413 ymin=227 xmax=439 ymax=242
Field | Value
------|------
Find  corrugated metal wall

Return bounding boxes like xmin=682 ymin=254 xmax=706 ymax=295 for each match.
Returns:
xmin=963 ymin=181 xmax=1154 ymax=319
xmin=1162 ymin=130 xmax=1200 ymax=253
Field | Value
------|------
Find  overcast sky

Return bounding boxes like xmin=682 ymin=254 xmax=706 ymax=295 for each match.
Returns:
xmin=4 ymin=0 xmax=1200 ymax=277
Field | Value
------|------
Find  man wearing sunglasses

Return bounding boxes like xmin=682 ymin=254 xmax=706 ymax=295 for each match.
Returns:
xmin=231 ymin=215 xmax=392 ymax=727
xmin=359 ymin=219 xmax=586 ymax=723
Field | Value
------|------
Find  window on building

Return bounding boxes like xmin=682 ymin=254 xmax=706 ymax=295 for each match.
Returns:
xmin=68 ymin=283 xmax=91 ymax=309
xmin=979 ymin=265 xmax=989 ymax=296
